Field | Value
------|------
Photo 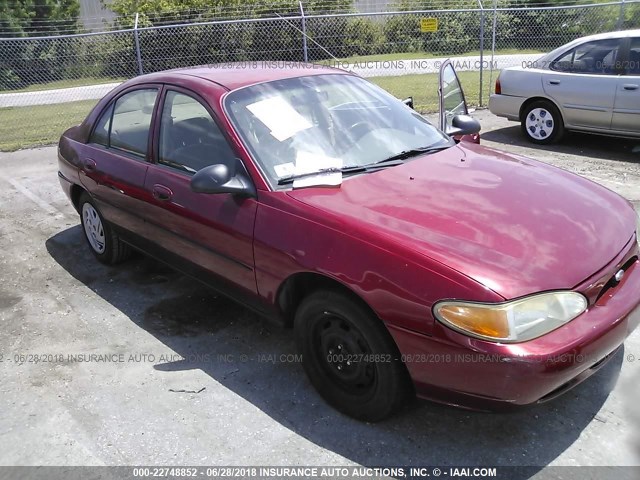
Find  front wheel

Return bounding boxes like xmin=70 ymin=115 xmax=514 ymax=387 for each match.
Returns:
xmin=294 ymin=290 xmax=411 ymax=421
xmin=521 ymin=100 xmax=564 ymax=144
xmin=79 ymin=193 xmax=131 ymax=265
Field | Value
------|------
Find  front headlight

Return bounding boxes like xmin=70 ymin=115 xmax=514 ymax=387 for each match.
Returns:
xmin=433 ymin=291 xmax=588 ymax=343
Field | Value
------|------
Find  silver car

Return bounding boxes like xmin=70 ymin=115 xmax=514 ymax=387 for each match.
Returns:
xmin=489 ymin=29 xmax=640 ymax=144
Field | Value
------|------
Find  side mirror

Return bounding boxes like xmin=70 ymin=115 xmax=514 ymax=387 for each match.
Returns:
xmin=402 ymin=97 xmax=414 ymax=110
xmin=190 ymin=162 xmax=256 ymax=197
xmin=445 ymin=115 xmax=481 ymax=137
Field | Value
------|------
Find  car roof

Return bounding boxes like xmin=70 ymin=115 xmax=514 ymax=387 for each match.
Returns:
xmin=574 ymin=29 xmax=640 ymax=43
xmin=538 ymin=29 xmax=640 ymax=63
xmin=131 ymin=62 xmax=350 ymax=91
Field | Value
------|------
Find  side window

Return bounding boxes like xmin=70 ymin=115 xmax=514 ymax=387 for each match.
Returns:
xmin=90 ymin=104 xmax=113 ymax=146
xmin=109 ymin=89 xmax=158 ymax=157
xmin=550 ymin=39 xmax=621 ymax=74
xmin=628 ymin=37 xmax=640 ymax=75
xmin=159 ymin=91 xmax=236 ymax=174
xmin=441 ymin=63 xmax=467 ymax=122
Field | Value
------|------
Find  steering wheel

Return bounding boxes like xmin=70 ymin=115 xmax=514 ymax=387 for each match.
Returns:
xmin=331 ymin=120 xmax=376 ymax=152
xmin=253 ymin=129 xmax=295 ymax=174
xmin=347 ymin=121 xmax=376 ymax=141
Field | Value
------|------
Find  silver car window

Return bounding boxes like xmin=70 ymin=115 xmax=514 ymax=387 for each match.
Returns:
xmin=628 ymin=38 xmax=640 ymax=75
xmin=550 ymin=39 xmax=621 ymax=75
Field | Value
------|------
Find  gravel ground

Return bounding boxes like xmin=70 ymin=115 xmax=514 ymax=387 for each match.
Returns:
xmin=0 ymin=111 xmax=639 ymax=475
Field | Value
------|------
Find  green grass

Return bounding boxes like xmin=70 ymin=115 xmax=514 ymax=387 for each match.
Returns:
xmin=0 ymin=70 xmax=497 ymax=151
xmin=1 ymin=77 xmax=124 ymax=93
xmin=370 ymin=70 xmax=498 ymax=113
xmin=332 ymin=48 xmax=541 ymax=64
xmin=0 ymin=99 xmax=96 ymax=151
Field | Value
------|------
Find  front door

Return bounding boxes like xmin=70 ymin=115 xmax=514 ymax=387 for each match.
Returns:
xmin=438 ymin=59 xmax=469 ymax=134
xmin=143 ymin=89 xmax=258 ymax=295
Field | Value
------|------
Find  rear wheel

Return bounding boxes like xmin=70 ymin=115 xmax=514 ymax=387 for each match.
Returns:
xmin=521 ymin=100 xmax=564 ymax=144
xmin=79 ymin=193 xmax=131 ymax=265
xmin=294 ymin=290 xmax=411 ymax=421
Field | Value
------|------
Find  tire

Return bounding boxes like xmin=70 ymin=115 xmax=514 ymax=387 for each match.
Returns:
xmin=294 ymin=290 xmax=411 ymax=421
xmin=79 ymin=192 xmax=131 ymax=265
xmin=520 ymin=100 xmax=564 ymax=144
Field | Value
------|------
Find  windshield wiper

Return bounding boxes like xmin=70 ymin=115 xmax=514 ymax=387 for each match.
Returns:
xmin=375 ymin=145 xmax=452 ymax=164
xmin=277 ymin=161 xmax=409 ymax=185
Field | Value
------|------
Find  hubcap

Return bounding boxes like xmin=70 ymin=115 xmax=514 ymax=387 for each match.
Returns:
xmin=526 ymin=107 xmax=554 ymax=140
xmin=82 ymin=203 xmax=105 ymax=254
xmin=316 ymin=314 xmax=376 ymax=396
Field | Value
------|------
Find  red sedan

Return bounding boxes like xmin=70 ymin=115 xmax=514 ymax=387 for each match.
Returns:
xmin=57 ymin=63 xmax=640 ymax=421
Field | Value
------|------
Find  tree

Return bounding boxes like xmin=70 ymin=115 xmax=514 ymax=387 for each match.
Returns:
xmin=0 ymin=1 xmax=80 ymax=89
xmin=0 ymin=0 xmax=30 ymax=37
xmin=107 ymin=0 xmax=355 ymax=27
xmin=0 ymin=0 xmax=79 ymax=38
xmin=104 ymin=0 xmax=358 ymax=69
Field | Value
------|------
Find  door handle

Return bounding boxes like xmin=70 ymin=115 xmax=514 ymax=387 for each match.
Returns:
xmin=549 ymin=80 xmax=561 ymax=85
xmin=152 ymin=184 xmax=173 ymax=202
xmin=623 ymin=84 xmax=638 ymax=91
xmin=83 ymin=158 xmax=97 ymax=172
xmin=105 ymin=184 xmax=125 ymax=194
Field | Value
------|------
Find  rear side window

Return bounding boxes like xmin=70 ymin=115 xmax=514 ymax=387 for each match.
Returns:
xmin=550 ymin=39 xmax=621 ymax=74
xmin=109 ymin=89 xmax=158 ymax=157
xmin=90 ymin=104 xmax=113 ymax=146
xmin=628 ymin=37 xmax=640 ymax=75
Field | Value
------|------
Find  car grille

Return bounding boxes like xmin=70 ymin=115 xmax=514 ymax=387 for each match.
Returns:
xmin=578 ymin=236 xmax=638 ymax=306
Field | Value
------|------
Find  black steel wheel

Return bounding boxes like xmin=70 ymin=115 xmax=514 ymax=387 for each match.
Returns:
xmin=295 ymin=290 xmax=411 ymax=421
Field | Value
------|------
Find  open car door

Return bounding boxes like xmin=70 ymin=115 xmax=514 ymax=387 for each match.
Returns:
xmin=438 ymin=60 xmax=480 ymax=143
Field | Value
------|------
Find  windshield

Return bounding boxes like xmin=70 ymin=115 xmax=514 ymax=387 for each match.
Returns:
xmin=224 ymin=74 xmax=451 ymax=187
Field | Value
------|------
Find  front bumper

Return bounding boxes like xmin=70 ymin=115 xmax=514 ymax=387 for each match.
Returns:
xmin=390 ymin=255 xmax=640 ymax=410
xmin=488 ymin=94 xmax=526 ymax=122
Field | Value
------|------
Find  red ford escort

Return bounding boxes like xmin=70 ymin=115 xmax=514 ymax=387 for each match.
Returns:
xmin=58 ymin=62 xmax=640 ymax=421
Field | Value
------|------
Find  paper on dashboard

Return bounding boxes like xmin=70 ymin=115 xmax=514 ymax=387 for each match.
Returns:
xmin=246 ymin=96 xmax=312 ymax=141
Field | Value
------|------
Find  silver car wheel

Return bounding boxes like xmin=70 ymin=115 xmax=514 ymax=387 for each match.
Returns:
xmin=525 ymin=108 xmax=555 ymax=140
xmin=82 ymin=203 xmax=106 ymax=254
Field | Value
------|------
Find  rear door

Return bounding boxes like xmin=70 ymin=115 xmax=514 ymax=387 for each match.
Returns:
xmin=612 ymin=36 xmax=640 ymax=134
xmin=143 ymin=87 xmax=258 ymax=295
xmin=543 ymin=38 xmax=622 ymax=130
xmin=79 ymin=86 xmax=160 ymax=236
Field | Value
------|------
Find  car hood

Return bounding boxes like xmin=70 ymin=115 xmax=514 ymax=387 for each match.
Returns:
xmin=286 ymin=142 xmax=636 ymax=299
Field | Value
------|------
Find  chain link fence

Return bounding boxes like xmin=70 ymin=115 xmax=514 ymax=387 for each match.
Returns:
xmin=0 ymin=0 xmax=638 ymax=149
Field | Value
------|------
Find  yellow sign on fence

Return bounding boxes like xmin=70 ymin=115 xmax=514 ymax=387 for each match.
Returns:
xmin=420 ymin=18 xmax=438 ymax=33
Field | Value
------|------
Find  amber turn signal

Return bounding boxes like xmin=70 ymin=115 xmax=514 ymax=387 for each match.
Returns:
xmin=437 ymin=304 xmax=510 ymax=339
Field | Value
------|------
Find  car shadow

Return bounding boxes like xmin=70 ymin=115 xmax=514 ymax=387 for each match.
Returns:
xmin=46 ymin=226 xmax=624 ymax=475
xmin=481 ymin=124 xmax=640 ymax=163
